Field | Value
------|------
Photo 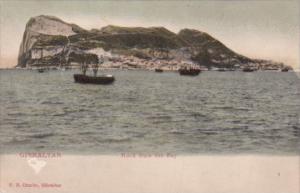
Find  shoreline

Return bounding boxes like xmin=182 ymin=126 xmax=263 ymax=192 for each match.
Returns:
xmin=0 ymin=66 xmax=299 ymax=72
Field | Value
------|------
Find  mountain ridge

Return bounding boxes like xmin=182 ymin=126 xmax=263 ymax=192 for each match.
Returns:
xmin=17 ymin=15 xmax=289 ymax=70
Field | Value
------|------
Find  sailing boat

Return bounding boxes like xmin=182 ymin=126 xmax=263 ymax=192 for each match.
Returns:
xmin=73 ymin=55 xmax=115 ymax=85
xmin=178 ymin=64 xmax=201 ymax=76
xmin=74 ymin=74 xmax=115 ymax=84
xmin=38 ymin=68 xmax=45 ymax=73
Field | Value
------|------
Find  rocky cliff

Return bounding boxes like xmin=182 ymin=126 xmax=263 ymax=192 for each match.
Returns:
xmin=17 ymin=15 xmax=288 ymax=70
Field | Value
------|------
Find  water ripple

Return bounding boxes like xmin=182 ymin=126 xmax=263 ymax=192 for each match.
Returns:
xmin=0 ymin=70 xmax=299 ymax=154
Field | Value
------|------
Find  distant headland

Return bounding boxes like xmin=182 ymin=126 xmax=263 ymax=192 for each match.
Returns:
xmin=17 ymin=15 xmax=291 ymax=71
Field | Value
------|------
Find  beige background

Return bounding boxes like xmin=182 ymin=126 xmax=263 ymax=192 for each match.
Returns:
xmin=0 ymin=1 xmax=299 ymax=192
xmin=1 ymin=155 xmax=299 ymax=193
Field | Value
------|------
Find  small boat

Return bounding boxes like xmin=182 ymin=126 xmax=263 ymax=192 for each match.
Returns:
xmin=38 ymin=69 xmax=45 ymax=73
xmin=281 ymin=68 xmax=289 ymax=72
xmin=178 ymin=68 xmax=201 ymax=76
xmin=155 ymin=68 xmax=163 ymax=73
xmin=243 ymin=68 xmax=255 ymax=72
xmin=74 ymin=74 xmax=115 ymax=84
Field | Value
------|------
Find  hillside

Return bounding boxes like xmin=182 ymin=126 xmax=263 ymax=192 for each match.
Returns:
xmin=17 ymin=15 xmax=288 ymax=70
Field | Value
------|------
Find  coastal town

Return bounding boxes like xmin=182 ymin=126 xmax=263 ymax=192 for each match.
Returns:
xmin=20 ymin=52 xmax=291 ymax=72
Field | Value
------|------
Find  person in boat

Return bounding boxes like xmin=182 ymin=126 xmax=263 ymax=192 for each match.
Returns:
xmin=92 ymin=63 xmax=99 ymax=77
xmin=81 ymin=62 xmax=88 ymax=75
xmin=91 ymin=55 xmax=104 ymax=77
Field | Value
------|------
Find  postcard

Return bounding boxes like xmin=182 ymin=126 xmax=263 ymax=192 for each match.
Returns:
xmin=0 ymin=0 xmax=299 ymax=193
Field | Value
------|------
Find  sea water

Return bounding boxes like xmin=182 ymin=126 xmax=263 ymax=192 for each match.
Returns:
xmin=0 ymin=69 xmax=299 ymax=154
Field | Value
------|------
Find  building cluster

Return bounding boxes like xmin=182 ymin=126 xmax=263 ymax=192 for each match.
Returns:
xmin=99 ymin=55 xmax=200 ymax=71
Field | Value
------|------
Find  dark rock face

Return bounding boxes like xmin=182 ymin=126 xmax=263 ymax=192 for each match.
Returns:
xmin=17 ymin=15 xmax=288 ymax=70
xmin=178 ymin=29 xmax=252 ymax=68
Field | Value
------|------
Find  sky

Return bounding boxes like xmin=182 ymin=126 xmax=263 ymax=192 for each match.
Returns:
xmin=0 ymin=0 xmax=299 ymax=68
